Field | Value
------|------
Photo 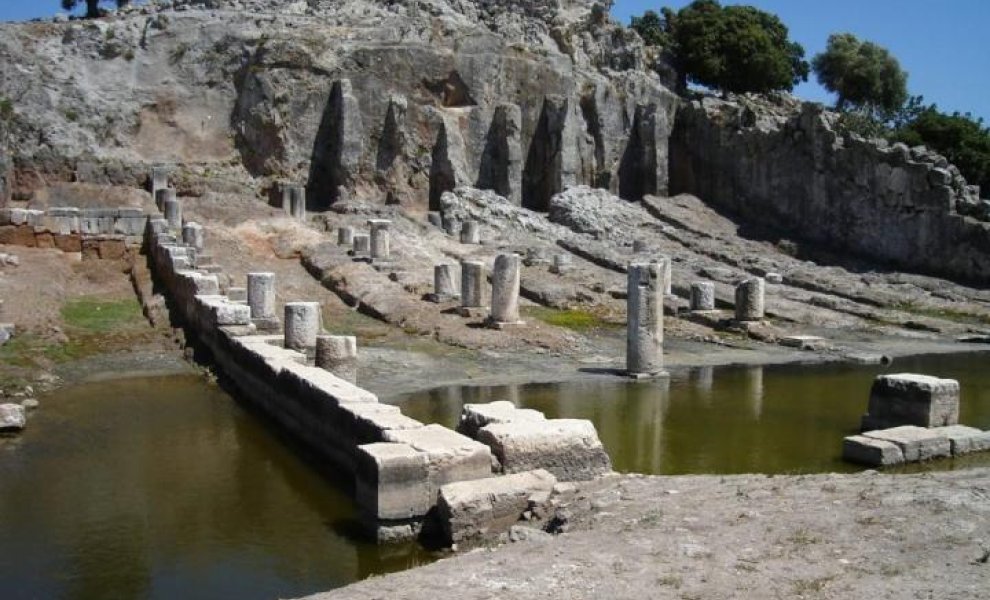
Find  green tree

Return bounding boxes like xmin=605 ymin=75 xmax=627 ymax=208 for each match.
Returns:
xmin=662 ymin=0 xmax=809 ymax=95
xmin=630 ymin=9 xmax=670 ymax=47
xmin=892 ymin=105 xmax=990 ymax=193
xmin=60 ymin=0 xmax=129 ymax=19
xmin=812 ymin=33 xmax=908 ymax=116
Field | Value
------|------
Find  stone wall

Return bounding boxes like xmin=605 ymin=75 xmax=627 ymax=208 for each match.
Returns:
xmin=670 ymin=96 xmax=990 ymax=284
xmin=0 ymin=206 xmax=148 ymax=258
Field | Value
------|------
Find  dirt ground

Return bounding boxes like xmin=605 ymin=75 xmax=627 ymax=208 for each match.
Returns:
xmin=305 ymin=468 xmax=990 ymax=600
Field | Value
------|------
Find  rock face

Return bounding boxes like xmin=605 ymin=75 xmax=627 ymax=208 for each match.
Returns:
xmin=0 ymin=0 xmax=677 ymax=208
xmin=671 ymin=95 xmax=990 ymax=283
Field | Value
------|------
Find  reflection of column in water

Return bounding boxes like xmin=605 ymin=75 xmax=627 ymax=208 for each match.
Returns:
xmin=645 ymin=378 xmax=670 ymax=473
xmin=442 ymin=385 xmax=464 ymax=427
xmin=501 ymin=384 xmax=521 ymax=407
xmin=744 ymin=366 xmax=764 ymax=419
xmin=694 ymin=366 xmax=714 ymax=406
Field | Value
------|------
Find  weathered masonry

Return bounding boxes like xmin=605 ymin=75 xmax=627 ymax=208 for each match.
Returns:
xmin=143 ymin=173 xmax=612 ymax=544
xmin=0 ymin=206 xmax=148 ymax=258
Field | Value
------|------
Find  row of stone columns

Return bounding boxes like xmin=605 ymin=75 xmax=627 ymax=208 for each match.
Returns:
xmin=688 ymin=277 xmax=765 ymax=321
xmin=244 ymin=271 xmax=358 ymax=383
xmin=430 ymin=254 xmax=522 ymax=327
xmin=428 ymin=212 xmax=482 ymax=245
xmin=336 ymin=220 xmax=392 ymax=261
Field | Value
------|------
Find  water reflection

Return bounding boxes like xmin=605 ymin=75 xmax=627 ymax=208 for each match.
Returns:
xmin=0 ymin=375 xmax=433 ymax=600
xmin=397 ymin=353 xmax=990 ymax=476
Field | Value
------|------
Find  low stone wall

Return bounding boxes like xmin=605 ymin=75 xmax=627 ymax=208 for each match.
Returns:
xmin=0 ymin=206 xmax=148 ymax=258
xmin=670 ymin=96 xmax=990 ymax=284
xmin=145 ymin=207 xmax=613 ymax=544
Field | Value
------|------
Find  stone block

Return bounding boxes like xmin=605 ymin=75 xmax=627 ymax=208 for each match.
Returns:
xmin=863 ymin=373 xmax=960 ymax=430
xmin=98 ymin=239 xmax=127 ymax=260
xmin=476 ymin=419 xmax=613 ymax=481
xmin=930 ymin=425 xmax=990 ymax=455
xmin=457 ymin=400 xmax=546 ymax=439
xmin=0 ymin=403 xmax=26 ymax=432
xmin=437 ymin=469 xmax=557 ymax=544
xmin=384 ymin=424 xmax=493 ymax=497
xmin=863 ymin=426 xmax=951 ymax=462
xmin=842 ymin=435 xmax=904 ymax=466
xmin=355 ymin=442 xmax=432 ymax=520
xmin=54 ymin=234 xmax=82 ymax=253
xmin=336 ymin=402 xmax=421 ymax=446
xmin=35 ymin=232 xmax=55 ymax=248
xmin=0 ymin=225 xmax=37 ymax=247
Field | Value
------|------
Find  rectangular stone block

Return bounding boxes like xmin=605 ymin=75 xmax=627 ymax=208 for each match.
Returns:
xmin=863 ymin=425 xmax=951 ymax=462
xmin=0 ymin=225 xmax=37 ymax=246
xmin=476 ymin=419 xmax=613 ymax=481
xmin=863 ymin=373 xmax=959 ymax=430
xmin=355 ymin=442 xmax=432 ymax=520
xmin=115 ymin=216 xmax=148 ymax=236
xmin=437 ymin=469 xmax=557 ymax=544
xmin=457 ymin=400 xmax=546 ymax=439
xmin=338 ymin=403 xmax=423 ymax=446
xmin=930 ymin=425 xmax=990 ymax=455
xmin=54 ymin=234 xmax=82 ymax=253
xmin=842 ymin=434 xmax=904 ymax=466
xmin=384 ymin=424 xmax=493 ymax=499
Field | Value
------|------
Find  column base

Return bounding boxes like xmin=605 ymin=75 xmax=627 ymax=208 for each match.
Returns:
xmin=458 ymin=306 xmax=489 ymax=318
xmin=626 ymin=370 xmax=670 ymax=380
xmin=251 ymin=316 xmax=281 ymax=332
xmin=426 ymin=293 xmax=460 ymax=303
xmin=486 ymin=319 xmax=526 ymax=330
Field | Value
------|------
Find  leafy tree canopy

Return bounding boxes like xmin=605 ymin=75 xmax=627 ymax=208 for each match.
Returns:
xmin=812 ymin=33 xmax=908 ymax=117
xmin=634 ymin=0 xmax=809 ymax=95
xmin=61 ymin=0 xmax=129 ymax=19
xmin=892 ymin=103 xmax=990 ymax=194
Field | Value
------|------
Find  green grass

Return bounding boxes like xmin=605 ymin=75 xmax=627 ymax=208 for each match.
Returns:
xmin=891 ymin=301 xmax=990 ymax=326
xmin=61 ymin=297 xmax=145 ymax=333
xmin=522 ymin=306 xmax=620 ymax=332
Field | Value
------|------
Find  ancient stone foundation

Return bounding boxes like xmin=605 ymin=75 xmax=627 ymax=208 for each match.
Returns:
xmin=0 ymin=206 xmax=147 ymax=257
xmin=844 ymin=372 xmax=989 ymax=467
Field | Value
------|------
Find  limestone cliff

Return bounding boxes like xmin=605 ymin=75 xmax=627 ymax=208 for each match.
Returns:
xmin=0 ymin=0 xmax=677 ymax=209
xmin=670 ymin=95 xmax=990 ymax=283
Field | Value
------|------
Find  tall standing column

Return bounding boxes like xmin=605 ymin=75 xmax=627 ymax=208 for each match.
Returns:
xmin=290 ymin=185 xmax=307 ymax=221
xmin=315 ymin=335 xmax=358 ymax=383
xmin=280 ymin=184 xmax=293 ymax=215
xmin=284 ymin=301 xmax=321 ymax=351
xmin=735 ymin=277 xmax=765 ymax=321
xmin=488 ymin=253 xmax=522 ymax=326
xmin=368 ymin=219 xmax=391 ymax=260
xmin=460 ymin=260 xmax=486 ymax=316
xmin=151 ymin=166 xmax=168 ymax=201
xmin=162 ymin=191 xmax=181 ymax=231
xmin=247 ymin=272 xmax=277 ymax=322
xmin=627 ymin=261 xmax=665 ymax=377
xmin=657 ymin=255 xmax=672 ymax=295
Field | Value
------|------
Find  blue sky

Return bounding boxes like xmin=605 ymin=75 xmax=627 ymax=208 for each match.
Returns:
xmin=1 ymin=0 xmax=987 ymax=121
xmin=613 ymin=0 xmax=990 ymax=122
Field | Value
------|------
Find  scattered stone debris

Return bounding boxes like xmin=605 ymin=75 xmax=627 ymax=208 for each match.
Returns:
xmin=0 ymin=403 xmax=26 ymax=432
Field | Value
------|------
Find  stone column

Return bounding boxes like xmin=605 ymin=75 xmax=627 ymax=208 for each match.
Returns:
xmin=182 ymin=222 xmax=205 ymax=252
xmin=368 ymin=219 xmax=391 ymax=260
xmin=151 ymin=166 xmax=168 ymax=200
xmin=315 ymin=335 xmax=358 ymax=383
xmin=432 ymin=263 xmax=458 ymax=302
xmin=627 ymin=262 xmax=664 ymax=376
xmin=489 ymin=253 xmax=522 ymax=326
xmin=550 ymin=253 xmax=571 ymax=274
xmin=163 ymin=191 xmax=181 ymax=231
xmin=247 ymin=272 xmax=276 ymax=320
xmin=442 ymin=215 xmax=460 ymax=237
xmin=460 ymin=260 xmax=486 ymax=314
xmin=735 ymin=277 xmax=765 ymax=321
xmin=280 ymin=184 xmax=293 ymax=215
xmin=657 ymin=255 xmax=672 ymax=295
xmin=633 ymin=239 xmax=648 ymax=254
xmin=290 ymin=185 xmax=306 ymax=221
xmin=155 ymin=187 xmax=174 ymax=213
xmin=427 ymin=211 xmax=443 ymax=228
xmin=352 ymin=233 xmax=371 ymax=256
xmin=337 ymin=226 xmax=354 ymax=246
xmin=690 ymin=281 xmax=715 ymax=311
xmin=284 ymin=301 xmax=321 ymax=351
xmin=460 ymin=221 xmax=480 ymax=244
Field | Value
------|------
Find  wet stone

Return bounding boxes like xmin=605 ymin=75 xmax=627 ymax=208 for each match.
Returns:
xmin=862 ymin=425 xmax=951 ymax=462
